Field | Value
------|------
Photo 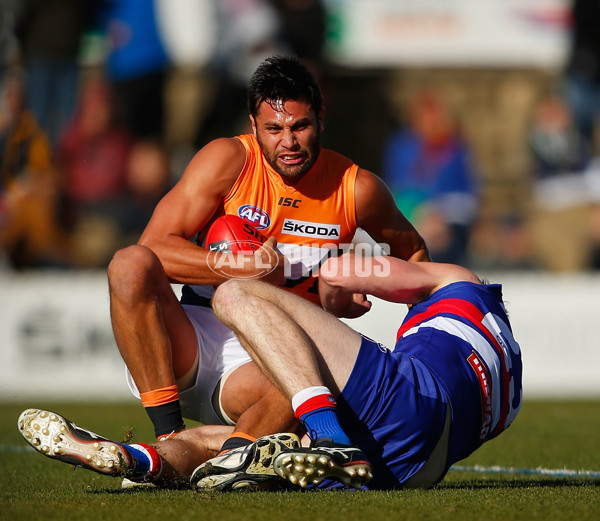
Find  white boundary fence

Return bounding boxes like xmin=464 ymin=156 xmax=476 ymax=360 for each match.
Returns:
xmin=1 ymin=270 xmax=599 ymax=401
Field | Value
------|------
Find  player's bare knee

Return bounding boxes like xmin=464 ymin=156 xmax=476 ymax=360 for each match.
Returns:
xmin=108 ymin=245 xmax=163 ymax=300
xmin=212 ymin=279 xmax=240 ymax=320
xmin=212 ymin=279 xmax=253 ymax=322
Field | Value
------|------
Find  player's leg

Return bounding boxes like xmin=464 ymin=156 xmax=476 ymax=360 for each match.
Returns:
xmin=180 ymin=307 xmax=300 ymax=453
xmin=108 ymin=245 xmax=199 ymax=439
xmin=213 ymin=278 xmax=361 ymax=397
xmin=211 ymin=279 xmax=372 ymax=489
xmin=219 ymin=362 xmax=298 ymax=436
xmin=18 ymin=407 xmax=233 ymax=487
xmin=187 ymin=360 xmax=306 ymax=491
xmin=151 ymin=424 xmax=234 ymax=483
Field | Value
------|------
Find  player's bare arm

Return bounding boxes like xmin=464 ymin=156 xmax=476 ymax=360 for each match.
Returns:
xmin=138 ymin=138 xmax=284 ymax=285
xmin=320 ymin=254 xmax=481 ymax=315
xmin=354 ymin=168 xmax=430 ymax=262
xmin=324 ymin=169 xmax=430 ymax=317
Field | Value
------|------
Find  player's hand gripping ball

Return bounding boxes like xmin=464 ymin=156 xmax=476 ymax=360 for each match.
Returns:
xmin=206 ymin=215 xmax=267 ymax=254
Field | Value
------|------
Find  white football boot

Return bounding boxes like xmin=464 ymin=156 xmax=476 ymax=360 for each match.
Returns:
xmin=18 ymin=408 xmax=132 ymax=476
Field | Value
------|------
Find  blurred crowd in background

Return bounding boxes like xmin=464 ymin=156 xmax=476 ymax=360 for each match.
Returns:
xmin=2 ymin=0 xmax=600 ymax=273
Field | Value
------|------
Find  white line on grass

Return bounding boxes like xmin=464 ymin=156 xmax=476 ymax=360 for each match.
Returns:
xmin=1 ymin=444 xmax=35 ymax=453
xmin=450 ymin=464 xmax=600 ymax=479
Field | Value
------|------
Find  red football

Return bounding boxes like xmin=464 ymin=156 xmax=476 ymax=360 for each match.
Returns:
xmin=206 ymin=214 xmax=266 ymax=254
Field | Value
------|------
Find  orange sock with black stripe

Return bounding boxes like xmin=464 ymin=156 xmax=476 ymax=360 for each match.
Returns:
xmin=218 ymin=432 xmax=257 ymax=454
xmin=140 ymin=384 xmax=186 ymax=440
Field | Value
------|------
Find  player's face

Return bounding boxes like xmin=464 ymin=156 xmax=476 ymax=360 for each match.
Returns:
xmin=251 ymin=98 xmax=323 ymax=183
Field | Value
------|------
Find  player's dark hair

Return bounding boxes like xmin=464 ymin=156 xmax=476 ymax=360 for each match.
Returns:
xmin=247 ymin=55 xmax=323 ymax=117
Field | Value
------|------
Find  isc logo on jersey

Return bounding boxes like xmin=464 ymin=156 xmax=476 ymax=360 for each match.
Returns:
xmin=282 ymin=218 xmax=340 ymax=238
xmin=238 ymin=205 xmax=271 ymax=230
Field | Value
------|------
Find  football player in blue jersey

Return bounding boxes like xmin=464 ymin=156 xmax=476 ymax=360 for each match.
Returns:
xmin=198 ymin=252 xmax=523 ymax=490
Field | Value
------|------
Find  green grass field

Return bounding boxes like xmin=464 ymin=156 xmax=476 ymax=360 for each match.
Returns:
xmin=2 ymin=400 xmax=599 ymax=521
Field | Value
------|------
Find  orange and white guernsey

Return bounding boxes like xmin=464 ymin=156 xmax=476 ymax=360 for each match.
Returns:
xmin=228 ymin=134 xmax=358 ymax=303
xmin=192 ymin=133 xmax=359 ymax=305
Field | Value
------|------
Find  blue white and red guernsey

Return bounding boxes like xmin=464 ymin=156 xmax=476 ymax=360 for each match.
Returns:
xmin=333 ymin=281 xmax=522 ymax=490
xmin=396 ymin=281 xmax=523 ymax=468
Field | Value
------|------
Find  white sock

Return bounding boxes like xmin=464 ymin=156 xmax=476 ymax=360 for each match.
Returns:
xmin=291 ymin=385 xmax=332 ymax=414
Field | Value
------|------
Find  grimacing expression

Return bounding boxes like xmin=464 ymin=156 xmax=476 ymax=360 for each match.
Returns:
xmin=251 ymin=98 xmax=323 ymax=183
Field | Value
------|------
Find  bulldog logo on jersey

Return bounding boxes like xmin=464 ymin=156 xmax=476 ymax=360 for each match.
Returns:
xmin=238 ymin=205 xmax=271 ymax=230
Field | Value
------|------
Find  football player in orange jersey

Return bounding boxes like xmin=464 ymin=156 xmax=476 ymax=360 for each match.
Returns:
xmin=103 ymin=55 xmax=430 ymax=482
